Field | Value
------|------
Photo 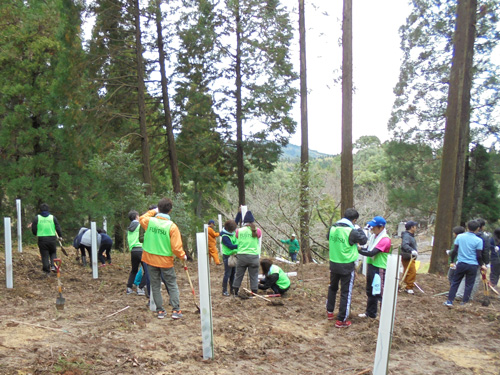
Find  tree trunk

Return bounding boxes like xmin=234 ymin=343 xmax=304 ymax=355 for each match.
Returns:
xmin=235 ymin=2 xmax=245 ymax=206
xmin=298 ymin=0 xmax=311 ymax=263
xmin=154 ymin=0 xmax=181 ymax=194
xmin=133 ymin=0 xmax=153 ymax=195
xmin=341 ymin=0 xmax=353 ymax=214
xmin=430 ymin=0 xmax=477 ymax=275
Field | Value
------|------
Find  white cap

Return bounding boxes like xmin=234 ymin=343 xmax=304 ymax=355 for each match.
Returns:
xmin=291 ymin=234 xmax=296 ymax=237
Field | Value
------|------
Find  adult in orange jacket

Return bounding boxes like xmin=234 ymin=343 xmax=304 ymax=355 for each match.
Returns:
xmin=208 ymin=220 xmax=221 ymax=265
xmin=140 ymin=198 xmax=186 ymax=320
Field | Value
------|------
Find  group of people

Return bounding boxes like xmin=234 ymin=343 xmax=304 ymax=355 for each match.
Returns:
xmin=73 ymin=226 xmax=113 ymax=267
xmin=31 ymin=201 xmax=499 ymax=326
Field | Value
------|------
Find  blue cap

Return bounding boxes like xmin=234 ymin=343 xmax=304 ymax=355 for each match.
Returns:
xmin=208 ymin=220 xmax=215 ymax=225
xmin=367 ymin=216 xmax=386 ymax=227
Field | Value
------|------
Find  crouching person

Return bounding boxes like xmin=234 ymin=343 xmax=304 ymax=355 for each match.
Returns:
xmin=258 ymin=259 xmax=290 ymax=296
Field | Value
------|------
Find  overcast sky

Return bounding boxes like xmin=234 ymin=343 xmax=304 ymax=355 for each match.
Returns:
xmin=284 ymin=1 xmax=411 ymax=155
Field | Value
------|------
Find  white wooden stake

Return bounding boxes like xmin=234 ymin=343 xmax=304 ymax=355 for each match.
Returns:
xmin=91 ymin=222 xmax=98 ymax=279
xmin=16 ymin=199 xmax=22 ymax=253
xmin=240 ymin=205 xmax=248 ymax=226
xmin=5 ymin=217 xmax=13 ymax=289
xmin=197 ymin=226 xmax=214 ymax=360
xmin=103 ymin=216 xmax=107 ymax=233
xmin=373 ymin=253 xmax=399 ymax=374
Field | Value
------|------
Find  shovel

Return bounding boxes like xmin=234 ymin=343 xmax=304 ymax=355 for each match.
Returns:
xmin=183 ymin=261 xmax=200 ymax=313
xmin=54 ymin=259 xmax=65 ymax=310
xmin=243 ymin=288 xmax=284 ymax=306
xmin=481 ymin=268 xmax=490 ymax=307
xmin=57 ymin=237 xmax=69 ymax=257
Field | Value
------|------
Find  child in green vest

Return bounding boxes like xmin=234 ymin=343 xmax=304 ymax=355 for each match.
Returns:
xmin=221 ymin=219 xmax=238 ymax=296
xmin=258 ymin=259 xmax=290 ymax=295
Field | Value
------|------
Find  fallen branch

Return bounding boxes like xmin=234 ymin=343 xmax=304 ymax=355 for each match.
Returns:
xmin=105 ymin=306 xmax=130 ymax=318
xmin=11 ymin=320 xmax=69 ymax=333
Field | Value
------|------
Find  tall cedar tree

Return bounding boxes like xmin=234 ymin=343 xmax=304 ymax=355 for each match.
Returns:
xmin=431 ymin=0 xmax=477 ymax=275
xmin=341 ymin=0 xmax=354 ymax=214
xmin=218 ymin=0 xmax=298 ymax=205
xmin=389 ymin=0 xmax=500 ymax=145
xmin=0 ymin=0 xmax=87 ymax=224
xmin=174 ymin=0 xmax=232 ymax=217
xmin=299 ymin=0 xmax=311 ymax=263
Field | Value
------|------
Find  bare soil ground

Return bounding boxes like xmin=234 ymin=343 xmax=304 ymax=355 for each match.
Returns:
xmin=1 ymin=245 xmax=499 ymax=375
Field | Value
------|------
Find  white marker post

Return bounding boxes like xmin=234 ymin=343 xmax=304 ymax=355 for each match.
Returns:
xmin=91 ymin=222 xmax=98 ymax=279
xmin=5 ymin=217 xmax=13 ymax=289
xmin=103 ymin=216 xmax=107 ymax=233
xmin=373 ymin=253 xmax=399 ymax=374
xmin=197 ymin=225 xmax=214 ymax=360
xmin=16 ymin=199 xmax=22 ymax=253
xmin=240 ymin=205 xmax=247 ymax=226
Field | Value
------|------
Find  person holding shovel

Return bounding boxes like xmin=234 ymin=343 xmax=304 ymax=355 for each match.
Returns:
xmin=221 ymin=219 xmax=238 ymax=296
xmin=258 ymin=258 xmax=290 ymax=295
xmin=281 ymin=234 xmax=300 ymax=262
xmin=140 ymin=198 xmax=187 ymax=320
xmin=326 ymin=208 xmax=367 ymax=328
xmin=357 ymin=216 xmax=392 ymax=319
xmin=30 ymin=203 xmax=63 ymax=276
xmin=400 ymin=220 xmax=418 ymax=294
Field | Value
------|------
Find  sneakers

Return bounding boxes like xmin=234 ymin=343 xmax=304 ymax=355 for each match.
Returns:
xmin=327 ymin=311 xmax=335 ymax=321
xmin=335 ymin=320 xmax=352 ymax=328
xmin=358 ymin=313 xmax=367 ymax=318
xmin=157 ymin=310 xmax=166 ymax=319
xmin=443 ymin=300 xmax=453 ymax=307
xmin=136 ymin=287 xmax=145 ymax=296
xmin=172 ymin=310 xmax=183 ymax=319
xmin=406 ymin=289 xmax=414 ymax=294
xmin=99 ymin=264 xmax=107 ymax=268
xmin=50 ymin=266 xmax=57 ymax=273
xmin=126 ymin=287 xmax=134 ymax=294
xmin=222 ymin=291 xmax=230 ymax=297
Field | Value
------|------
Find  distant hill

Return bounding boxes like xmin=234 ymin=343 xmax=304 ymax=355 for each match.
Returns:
xmin=280 ymin=143 xmax=332 ymax=160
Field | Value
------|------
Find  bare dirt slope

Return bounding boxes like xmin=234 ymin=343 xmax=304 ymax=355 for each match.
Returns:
xmin=1 ymin=246 xmax=499 ymax=375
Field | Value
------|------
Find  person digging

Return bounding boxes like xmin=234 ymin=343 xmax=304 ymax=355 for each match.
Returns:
xmin=258 ymin=259 xmax=290 ymax=296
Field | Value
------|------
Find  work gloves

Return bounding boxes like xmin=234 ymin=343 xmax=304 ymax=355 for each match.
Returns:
xmin=411 ymin=250 xmax=418 ymax=258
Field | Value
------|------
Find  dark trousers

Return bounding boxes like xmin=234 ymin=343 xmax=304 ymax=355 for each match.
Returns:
xmin=98 ymin=243 xmax=112 ymax=264
xmin=448 ymin=263 xmax=478 ymax=303
xmin=127 ymin=251 xmax=149 ymax=289
xmin=326 ymin=262 xmax=355 ymax=321
xmin=79 ymin=245 xmax=92 ymax=261
xmin=222 ymin=254 xmax=235 ymax=293
xmin=38 ymin=239 xmax=57 ymax=273
xmin=490 ymin=256 xmax=500 ymax=286
xmin=365 ymin=264 xmax=385 ymax=318
xmin=258 ymin=280 xmax=289 ymax=295
xmin=290 ymin=252 xmax=298 ymax=262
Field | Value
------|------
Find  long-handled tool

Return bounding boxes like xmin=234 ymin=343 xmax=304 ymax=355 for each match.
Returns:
xmin=57 ymin=238 xmax=69 ymax=257
xmin=481 ymin=268 xmax=490 ymax=306
xmin=399 ymin=256 xmax=414 ymax=289
xmin=183 ymin=261 xmax=200 ymax=313
xmin=54 ymin=259 xmax=65 ymax=310
xmin=243 ymin=288 xmax=284 ymax=306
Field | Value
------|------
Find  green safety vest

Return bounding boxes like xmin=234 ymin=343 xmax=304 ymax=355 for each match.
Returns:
xmin=37 ymin=215 xmax=56 ymax=237
xmin=143 ymin=217 xmax=173 ymax=256
xmin=328 ymin=226 xmax=358 ymax=263
xmin=236 ymin=226 xmax=260 ymax=255
xmin=366 ymin=233 xmax=392 ymax=269
xmin=221 ymin=233 xmax=237 ymax=256
xmin=270 ymin=264 xmax=290 ymax=290
xmin=127 ymin=223 xmax=142 ymax=250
